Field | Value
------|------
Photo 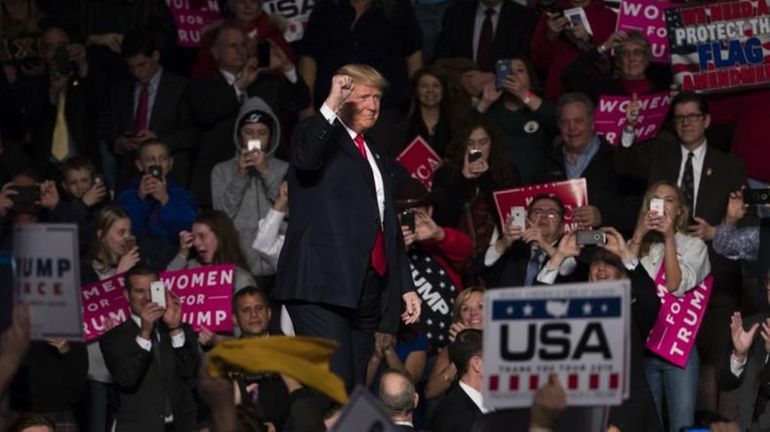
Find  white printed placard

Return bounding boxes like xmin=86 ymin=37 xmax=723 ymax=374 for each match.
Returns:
xmin=483 ymin=281 xmax=630 ymax=408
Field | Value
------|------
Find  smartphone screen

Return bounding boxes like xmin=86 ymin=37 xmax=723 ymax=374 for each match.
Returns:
xmin=468 ymin=149 xmax=482 ymax=163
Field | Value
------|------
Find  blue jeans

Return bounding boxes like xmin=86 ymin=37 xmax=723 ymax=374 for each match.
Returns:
xmin=643 ymin=350 xmax=700 ymax=432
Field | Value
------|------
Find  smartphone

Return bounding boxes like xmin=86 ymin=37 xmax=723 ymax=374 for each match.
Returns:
xmin=148 ymin=165 xmax=163 ymax=180
xmin=123 ymin=235 xmax=137 ymax=253
xmin=650 ymin=198 xmax=665 ymax=216
xmin=576 ymin=230 xmax=606 ymax=245
xmin=53 ymin=45 xmax=71 ymax=75
xmin=744 ymin=188 xmax=770 ymax=204
xmin=247 ymin=139 xmax=262 ymax=152
xmin=93 ymin=174 xmax=104 ymax=186
xmin=11 ymin=185 xmax=40 ymax=204
xmin=257 ymin=40 xmax=271 ymax=68
xmin=150 ymin=280 xmax=166 ymax=309
xmin=509 ymin=206 xmax=526 ymax=230
xmin=495 ymin=59 xmax=513 ymax=88
xmin=401 ymin=210 xmax=415 ymax=232
xmin=468 ymin=149 xmax=482 ymax=163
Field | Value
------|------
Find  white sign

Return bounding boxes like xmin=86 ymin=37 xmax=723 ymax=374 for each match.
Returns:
xmin=14 ymin=224 xmax=83 ymax=340
xmin=483 ymin=281 xmax=630 ymax=409
xmin=263 ymin=0 xmax=315 ymax=42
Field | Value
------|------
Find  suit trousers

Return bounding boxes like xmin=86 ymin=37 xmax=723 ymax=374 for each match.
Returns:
xmin=286 ymin=267 xmax=385 ymax=390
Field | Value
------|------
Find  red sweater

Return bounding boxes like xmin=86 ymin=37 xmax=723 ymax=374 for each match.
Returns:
xmin=418 ymin=227 xmax=474 ymax=293
xmin=191 ymin=14 xmax=297 ymax=80
xmin=530 ymin=0 xmax=617 ymax=100
xmin=709 ymin=89 xmax=770 ymax=182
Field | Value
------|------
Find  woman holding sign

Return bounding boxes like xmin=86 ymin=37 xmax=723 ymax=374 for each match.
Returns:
xmin=168 ymin=209 xmax=256 ymax=292
xmin=628 ymin=181 xmax=710 ymax=432
xmin=82 ymin=205 xmax=141 ymax=432
xmin=561 ymin=30 xmax=671 ymax=102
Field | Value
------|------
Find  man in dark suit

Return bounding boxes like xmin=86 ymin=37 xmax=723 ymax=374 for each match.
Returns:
xmin=718 ymin=309 xmax=770 ymax=431
xmin=274 ymin=64 xmax=420 ymax=389
xmin=100 ymin=265 xmax=200 ymax=432
xmin=433 ymin=0 xmax=537 ymax=71
xmin=477 ymin=195 xmax=578 ymax=288
xmin=429 ymin=329 xmax=486 ymax=432
xmin=187 ymin=23 xmax=310 ymax=207
xmin=379 ymin=370 xmax=419 ymax=431
xmin=541 ymin=92 xmax=643 ymax=235
xmin=101 ymin=31 xmax=196 ymax=188
xmin=616 ymin=92 xmax=749 ymax=413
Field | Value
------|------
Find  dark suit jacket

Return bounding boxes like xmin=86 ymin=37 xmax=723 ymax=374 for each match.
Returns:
xmin=186 ymin=71 xmax=310 ymax=206
xmin=395 ymin=424 xmax=415 ymax=432
xmin=718 ymin=312 xmax=770 ymax=431
xmin=274 ymin=113 xmax=413 ymax=334
xmin=100 ymin=320 xmax=200 ymax=432
xmin=101 ymin=70 xmax=196 ymax=186
xmin=30 ymin=75 xmax=100 ymax=174
xmin=615 ymin=133 xmax=749 ymax=306
xmin=429 ymin=384 xmax=484 ymax=432
xmin=541 ymin=138 xmax=645 ymax=235
xmin=434 ymin=0 xmax=537 ymax=69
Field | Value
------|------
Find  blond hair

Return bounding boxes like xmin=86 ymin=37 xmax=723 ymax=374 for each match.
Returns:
xmin=637 ymin=181 xmax=690 ymax=258
xmin=452 ymin=287 xmax=484 ymax=323
xmin=336 ymin=64 xmax=389 ymax=91
xmin=87 ymin=204 xmax=130 ymax=269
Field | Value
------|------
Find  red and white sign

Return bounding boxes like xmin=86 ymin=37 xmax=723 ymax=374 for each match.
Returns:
xmin=484 ymin=281 xmax=631 ymax=408
xmin=646 ymin=265 xmax=713 ymax=368
xmin=396 ymin=136 xmax=442 ymax=190
xmin=492 ymin=179 xmax=588 ymax=232
xmin=594 ymin=92 xmax=672 ymax=146
xmin=262 ymin=0 xmax=316 ymax=42
xmin=166 ymin=0 xmax=223 ymax=47
xmin=81 ymin=275 xmax=129 ymax=342
xmin=616 ymin=0 xmax=675 ymax=63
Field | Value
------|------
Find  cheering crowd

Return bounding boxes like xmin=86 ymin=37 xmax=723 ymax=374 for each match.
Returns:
xmin=1 ymin=0 xmax=769 ymax=430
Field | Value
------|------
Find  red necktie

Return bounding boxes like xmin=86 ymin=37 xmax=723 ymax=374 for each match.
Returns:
xmin=354 ymin=134 xmax=388 ymax=276
xmin=134 ymin=83 xmax=149 ymax=132
xmin=476 ymin=8 xmax=495 ymax=71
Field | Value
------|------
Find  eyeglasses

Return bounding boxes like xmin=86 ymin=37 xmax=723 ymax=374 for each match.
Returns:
xmin=528 ymin=208 xmax=561 ymax=219
xmin=673 ymin=113 xmax=705 ymax=124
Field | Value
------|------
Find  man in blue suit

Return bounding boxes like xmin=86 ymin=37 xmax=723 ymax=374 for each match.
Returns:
xmin=275 ymin=64 xmax=421 ymax=389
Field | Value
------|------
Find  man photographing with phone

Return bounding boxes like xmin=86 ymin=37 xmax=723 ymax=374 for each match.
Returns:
xmin=100 ymin=265 xmax=200 ymax=432
xmin=275 ymin=64 xmax=421 ymax=390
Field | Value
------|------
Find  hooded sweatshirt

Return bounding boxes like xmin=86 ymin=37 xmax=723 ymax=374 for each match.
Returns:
xmin=211 ymin=97 xmax=288 ymax=277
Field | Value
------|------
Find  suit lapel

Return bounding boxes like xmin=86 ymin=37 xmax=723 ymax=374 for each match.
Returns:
xmin=148 ymin=73 xmax=168 ymax=131
xmin=695 ymin=147 xmax=716 ymax=219
xmin=463 ymin=1 xmax=481 ymax=59
xmin=337 ymin=124 xmax=377 ymax=196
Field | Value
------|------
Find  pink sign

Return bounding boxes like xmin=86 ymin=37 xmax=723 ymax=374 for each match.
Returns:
xmin=594 ymin=92 xmax=671 ymax=146
xmin=645 ymin=264 xmax=713 ymax=368
xmin=159 ymin=264 xmax=235 ymax=332
xmin=492 ymin=179 xmax=588 ymax=232
xmin=616 ymin=0 xmax=674 ymax=63
xmin=396 ymin=136 xmax=442 ymax=190
xmin=81 ymin=275 xmax=129 ymax=342
xmin=166 ymin=0 xmax=222 ymax=48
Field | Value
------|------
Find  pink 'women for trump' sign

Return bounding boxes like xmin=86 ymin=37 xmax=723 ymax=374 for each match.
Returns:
xmin=645 ymin=264 xmax=713 ymax=367
xmin=616 ymin=0 xmax=674 ymax=63
xmin=594 ymin=92 xmax=671 ymax=146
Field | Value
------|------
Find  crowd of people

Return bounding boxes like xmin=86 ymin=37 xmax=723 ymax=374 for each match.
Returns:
xmin=0 ymin=0 xmax=769 ymax=431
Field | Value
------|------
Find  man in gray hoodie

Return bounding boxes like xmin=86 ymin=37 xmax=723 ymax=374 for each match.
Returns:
xmin=211 ymin=97 xmax=288 ymax=283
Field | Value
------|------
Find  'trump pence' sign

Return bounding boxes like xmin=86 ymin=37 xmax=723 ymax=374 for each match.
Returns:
xmin=14 ymin=224 xmax=83 ymax=340
xmin=483 ymin=281 xmax=631 ymax=408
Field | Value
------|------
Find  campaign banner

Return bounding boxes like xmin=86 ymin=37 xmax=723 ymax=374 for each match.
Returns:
xmin=166 ymin=0 xmax=222 ymax=47
xmin=160 ymin=264 xmax=235 ymax=332
xmin=666 ymin=0 xmax=770 ymax=93
xmin=81 ymin=275 xmax=129 ymax=343
xmin=263 ymin=0 xmax=316 ymax=42
xmin=14 ymin=224 xmax=83 ymax=340
xmin=492 ymin=179 xmax=588 ymax=232
xmin=396 ymin=136 xmax=442 ymax=190
xmin=594 ymin=92 xmax=672 ymax=145
xmin=617 ymin=0 xmax=675 ymax=63
xmin=645 ymin=265 xmax=713 ymax=368
xmin=483 ymin=281 xmax=631 ymax=408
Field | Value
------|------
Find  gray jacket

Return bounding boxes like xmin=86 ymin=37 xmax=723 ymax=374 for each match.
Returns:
xmin=211 ymin=97 xmax=288 ymax=277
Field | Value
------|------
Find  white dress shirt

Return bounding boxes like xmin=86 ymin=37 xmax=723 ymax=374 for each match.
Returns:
xmin=639 ymin=232 xmax=710 ymax=297
xmin=459 ymin=380 xmax=489 ymax=414
xmin=677 ymin=140 xmax=707 ymax=214
xmin=132 ymin=314 xmax=186 ymax=351
xmin=320 ymin=103 xmax=386 ymax=226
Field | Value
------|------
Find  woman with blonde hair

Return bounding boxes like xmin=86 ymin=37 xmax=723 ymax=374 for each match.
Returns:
xmin=81 ymin=204 xmax=140 ymax=431
xmin=628 ymin=181 xmax=710 ymax=432
xmin=424 ymin=286 xmax=484 ymax=399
